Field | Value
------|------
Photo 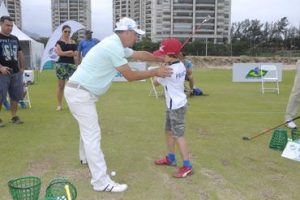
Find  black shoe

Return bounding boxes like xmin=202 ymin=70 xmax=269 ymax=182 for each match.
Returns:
xmin=80 ymin=160 xmax=88 ymax=165
xmin=0 ymin=119 xmax=5 ymax=127
xmin=11 ymin=116 xmax=24 ymax=124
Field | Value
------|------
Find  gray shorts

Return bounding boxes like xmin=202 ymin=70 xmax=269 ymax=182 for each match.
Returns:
xmin=0 ymin=72 xmax=24 ymax=103
xmin=165 ymin=105 xmax=187 ymax=137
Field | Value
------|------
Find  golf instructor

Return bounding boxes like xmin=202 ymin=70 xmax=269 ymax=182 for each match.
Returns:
xmin=64 ymin=17 xmax=172 ymax=192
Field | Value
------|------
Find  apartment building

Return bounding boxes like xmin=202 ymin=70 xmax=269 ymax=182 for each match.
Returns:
xmin=51 ymin=0 xmax=91 ymax=33
xmin=113 ymin=0 xmax=231 ymax=43
xmin=1 ymin=0 xmax=22 ymax=28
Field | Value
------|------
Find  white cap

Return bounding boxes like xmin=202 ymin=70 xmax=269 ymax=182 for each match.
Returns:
xmin=114 ymin=17 xmax=145 ymax=35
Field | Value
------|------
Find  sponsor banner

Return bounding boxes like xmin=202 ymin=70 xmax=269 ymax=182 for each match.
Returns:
xmin=232 ymin=63 xmax=282 ymax=82
xmin=40 ymin=20 xmax=85 ymax=71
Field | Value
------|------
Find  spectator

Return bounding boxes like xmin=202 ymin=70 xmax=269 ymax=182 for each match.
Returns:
xmin=179 ymin=53 xmax=195 ymax=95
xmin=285 ymin=59 xmax=300 ymax=129
xmin=0 ymin=16 xmax=25 ymax=127
xmin=54 ymin=25 xmax=78 ymax=111
xmin=64 ymin=17 xmax=172 ymax=192
xmin=77 ymin=30 xmax=99 ymax=63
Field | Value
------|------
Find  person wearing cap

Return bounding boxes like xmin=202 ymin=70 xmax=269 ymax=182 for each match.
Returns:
xmin=179 ymin=52 xmax=195 ymax=95
xmin=64 ymin=17 xmax=172 ymax=192
xmin=77 ymin=30 xmax=99 ymax=63
xmin=153 ymin=38 xmax=193 ymax=178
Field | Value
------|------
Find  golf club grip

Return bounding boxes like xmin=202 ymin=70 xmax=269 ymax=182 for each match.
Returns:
xmin=65 ymin=185 xmax=72 ymax=200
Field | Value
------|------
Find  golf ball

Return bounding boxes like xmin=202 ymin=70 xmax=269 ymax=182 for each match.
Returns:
xmin=111 ymin=171 xmax=116 ymax=176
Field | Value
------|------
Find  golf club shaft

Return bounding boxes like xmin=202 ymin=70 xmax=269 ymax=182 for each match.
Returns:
xmin=181 ymin=16 xmax=211 ymax=48
xmin=245 ymin=116 xmax=300 ymax=140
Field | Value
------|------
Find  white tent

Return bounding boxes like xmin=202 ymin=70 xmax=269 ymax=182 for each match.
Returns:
xmin=40 ymin=20 xmax=85 ymax=71
xmin=0 ymin=2 xmax=44 ymax=70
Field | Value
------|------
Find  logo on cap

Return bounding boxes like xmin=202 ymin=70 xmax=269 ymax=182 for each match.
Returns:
xmin=153 ymin=38 xmax=183 ymax=56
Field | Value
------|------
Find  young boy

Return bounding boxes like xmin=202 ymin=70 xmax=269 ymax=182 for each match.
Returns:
xmin=153 ymin=38 xmax=192 ymax=178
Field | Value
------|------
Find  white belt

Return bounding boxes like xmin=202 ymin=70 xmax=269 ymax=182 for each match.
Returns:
xmin=67 ymin=82 xmax=90 ymax=92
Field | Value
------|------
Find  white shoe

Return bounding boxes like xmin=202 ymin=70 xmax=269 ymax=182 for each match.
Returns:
xmin=94 ymin=181 xmax=128 ymax=192
xmin=56 ymin=106 xmax=62 ymax=111
xmin=286 ymin=120 xmax=297 ymax=129
xmin=80 ymin=160 xmax=87 ymax=165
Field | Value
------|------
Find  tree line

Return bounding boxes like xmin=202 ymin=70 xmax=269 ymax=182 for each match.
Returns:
xmin=36 ymin=17 xmax=300 ymax=57
xmin=133 ymin=17 xmax=300 ymax=57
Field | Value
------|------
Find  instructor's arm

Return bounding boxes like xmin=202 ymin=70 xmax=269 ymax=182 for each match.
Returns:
xmin=131 ymin=51 xmax=163 ymax=62
xmin=117 ymin=51 xmax=170 ymax=81
xmin=117 ymin=63 xmax=171 ymax=81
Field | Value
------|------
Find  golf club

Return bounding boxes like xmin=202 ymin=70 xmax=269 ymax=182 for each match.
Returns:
xmin=65 ymin=184 xmax=72 ymax=200
xmin=242 ymin=116 xmax=300 ymax=141
xmin=181 ymin=15 xmax=211 ymax=49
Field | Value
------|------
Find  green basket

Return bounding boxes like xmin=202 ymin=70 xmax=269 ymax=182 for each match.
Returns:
xmin=45 ymin=178 xmax=77 ymax=200
xmin=291 ymin=128 xmax=300 ymax=141
xmin=8 ymin=176 xmax=41 ymax=200
xmin=269 ymin=128 xmax=288 ymax=151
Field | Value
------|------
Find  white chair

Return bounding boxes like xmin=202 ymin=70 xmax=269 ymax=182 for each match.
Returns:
xmin=260 ymin=65 xmax=279 ymax=94
xmin=148 ymin=66 xmax=163 ymax=99
xmin=22 ymin=85 xmax=31 ymax=108
xmin=20 ymin=73 xmax=32 ymax=108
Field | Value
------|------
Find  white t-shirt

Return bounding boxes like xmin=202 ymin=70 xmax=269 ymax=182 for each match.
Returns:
xmin=69 ymin=33 xmax=133 ymax=96
xmin=157 ymin=61 xmax=187 ymax=110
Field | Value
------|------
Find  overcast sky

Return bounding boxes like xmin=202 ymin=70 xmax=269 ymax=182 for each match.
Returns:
xmin=21 ymin=0 xmax=300 ymax=40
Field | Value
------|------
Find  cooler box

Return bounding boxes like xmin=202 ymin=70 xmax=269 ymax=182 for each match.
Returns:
xmin=24 ymin=70 xmax=34 ymax=84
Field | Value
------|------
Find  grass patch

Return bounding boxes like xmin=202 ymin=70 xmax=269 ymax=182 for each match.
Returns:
xmin=1 ymin=69 xmax=299 ymax=200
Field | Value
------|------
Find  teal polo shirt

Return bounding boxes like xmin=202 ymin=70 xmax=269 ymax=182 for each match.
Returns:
xmin=69 ymin=33 xmax=133 ymax=96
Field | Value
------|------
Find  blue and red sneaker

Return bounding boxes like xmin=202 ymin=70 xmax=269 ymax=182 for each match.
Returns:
xmin=173 ymin=166 xmax=193 ymax=178
xmin=154 ymin=156 xmax=177 ymax=166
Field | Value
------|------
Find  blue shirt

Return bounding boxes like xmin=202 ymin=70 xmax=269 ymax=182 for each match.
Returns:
xmin=183 ymin=59 xmax=193 ymax=70
xmin=78 ymin=38 xmax=99 ymax=57
xmin=69 ymin=33 xmax=133 ymax=96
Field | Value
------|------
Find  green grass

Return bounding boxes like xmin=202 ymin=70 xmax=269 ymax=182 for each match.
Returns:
xmin=1 ymin=69 xmax=299 ymax=200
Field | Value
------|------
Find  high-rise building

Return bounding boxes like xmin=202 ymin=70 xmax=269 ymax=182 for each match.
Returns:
xmin=1 ymin=0 xmax=22 ymax=29
xmin=113 ymin=0 xmax=231 ymax=43
xmin=51 ymin=0 xmax=91 ymax=33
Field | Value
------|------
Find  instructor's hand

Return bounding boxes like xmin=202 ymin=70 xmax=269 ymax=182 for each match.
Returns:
xmin=156 ymin=63 xmax=172 ymax=78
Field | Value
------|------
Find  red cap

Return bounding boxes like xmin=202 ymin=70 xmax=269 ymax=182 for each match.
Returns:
xmin=153 ymin=38 xmax=182 ymax=56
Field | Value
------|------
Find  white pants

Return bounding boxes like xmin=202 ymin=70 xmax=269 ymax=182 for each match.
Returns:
xmin=285 ymin=60 xmax=300 ymax=121
xmin=64 ymin=86 xmax=112 ymax=189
